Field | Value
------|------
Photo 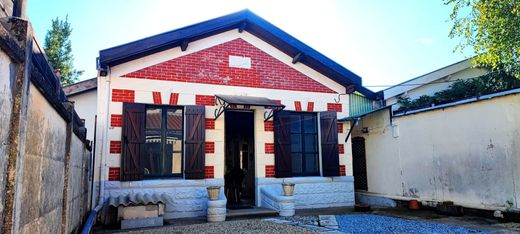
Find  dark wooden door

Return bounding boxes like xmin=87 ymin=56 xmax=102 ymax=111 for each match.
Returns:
xmin=352 ymin=137 xmax=368 ymax=190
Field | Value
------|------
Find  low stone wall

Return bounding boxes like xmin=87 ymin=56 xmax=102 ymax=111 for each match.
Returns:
xmin=104 ymin=179 xmax=223 ymax=219
xmin=257 ymin=176 xmax=355 ymax=209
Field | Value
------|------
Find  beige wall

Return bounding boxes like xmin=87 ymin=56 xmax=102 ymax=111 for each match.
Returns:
xmin=352 ymin=92 xmax=520 ymax=210
xmin=68 ymin=89 xmax=97 ymax=141
xmin=18 ymin=84 xmax=92 ymax=233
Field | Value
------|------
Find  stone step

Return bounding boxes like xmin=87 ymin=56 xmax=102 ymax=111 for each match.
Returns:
xmin=226 ymin=207 xmax=278 ymax=219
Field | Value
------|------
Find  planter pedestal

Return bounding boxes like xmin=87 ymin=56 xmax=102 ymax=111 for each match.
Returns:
xmin=206 ymin=186 xmax=226 ymax=222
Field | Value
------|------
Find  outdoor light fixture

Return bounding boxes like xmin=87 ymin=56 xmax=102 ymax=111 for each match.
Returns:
xmin=362 ymin=127 xmax=369 ymax=133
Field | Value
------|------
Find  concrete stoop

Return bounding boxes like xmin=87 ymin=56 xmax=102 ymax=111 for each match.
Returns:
xmin=226 ymin=207 xmax=279 ymax=219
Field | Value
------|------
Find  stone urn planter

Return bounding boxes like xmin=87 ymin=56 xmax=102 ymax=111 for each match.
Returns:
xmin=207 ymin=186 xmax=220 ymax=200
xmin=282 ymin=183 xmax=295 ymax=196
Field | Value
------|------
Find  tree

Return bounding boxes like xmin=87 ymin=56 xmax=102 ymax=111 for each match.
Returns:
xmin=446 ymin=0 xmax=520 ymax=78
xmin=43 ymin=16 xmax=83 ymax=85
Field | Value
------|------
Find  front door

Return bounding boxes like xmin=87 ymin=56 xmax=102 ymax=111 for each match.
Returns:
xmin=352 ymin=137 xmax=368 ymax=190
xmin=224 ymin=111 xmax=255 ymax=208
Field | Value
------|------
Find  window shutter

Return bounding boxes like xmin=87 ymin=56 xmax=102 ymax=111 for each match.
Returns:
xmin=274 ymin=110 xmax=292 ymax=178
xmin=121 ymin=103 xmax=146 ymax=181
xmin=184 ymin=105 xmax=206 ymax=179
xmin=320 ymin=111 xmax=340 ymax=177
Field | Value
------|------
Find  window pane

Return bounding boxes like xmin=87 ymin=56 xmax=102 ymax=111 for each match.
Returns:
xmin=144 ymin=129 xmax=162 ymax=175
xmin=166 ymin=133 xmax=182 ymax=174
xmin=291 ymin=134 xmax=301 ymax=152
xmin=167 ymin=108 xmax=183 ymax=130
xmin=290 ymin=115 xmax=301 ymax=133
xmin=146 ymin=108 xmax=162 ymax=129
xmin=304 ymin=134 xmax=317 ymax=153
xmin=305 ymin=153 xmax=318 ymax=174
xmin=292 ymin=153 xmax=302 ymax=174
xmin=302 ymin=115 xmax=316 ymax=133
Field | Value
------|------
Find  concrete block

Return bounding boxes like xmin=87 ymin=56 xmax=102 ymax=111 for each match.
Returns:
xmin=121 ymin=217 xmax=163 ymax=229
xmin=355 ymin=193 xmax=397 ymax=208
xmin=118 ymin=204 xmax=162 ymax=220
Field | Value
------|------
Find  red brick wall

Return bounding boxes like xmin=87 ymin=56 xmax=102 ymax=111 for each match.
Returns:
xmin=195 ymin=95 xmax=215 ymax=106
xmin=307 ymin=102 xmax=314 ymax=112
xmin=265 ymin=143 xmax=274 ymax=154
xmin=205 ymin=166 xmax=214 ymax=178
xmin=108 ymin=167 xmax=120 ymax=181
xmin=112 ymin=89 xmax=135 ymax=103
xmin=294 ymin=101 xmax=302 ymax=111
xmin=109 ymin=141 xmax=121 ymax=154
xmin=327 ymin=103 xmax=342 ymax=112
xmin=205 ymin=142 xmax=215 ymax=153
xmin=339 ymin=165 xmax=346 ymax=176
xmin=265 ymin=165 xmax=275 ymax=177
xmin=111 ymin=114 xmax=122 ymax=127
xmin=122 ymin=38 xmax=335 ymax=93
xmin=152 ymin=91 xmax=162 ymax=104
xmin=169 ymin=93 xmax=179 ymax=105
xmin=337 ymin=123 xmax=343 ymax=133
xmin=338 ymin=144 xmax=345 ymax=154
xmin=205 ymin=118 xmax=215 ymax=129
xmin=264 ymin=121 xmax=273 ymax=131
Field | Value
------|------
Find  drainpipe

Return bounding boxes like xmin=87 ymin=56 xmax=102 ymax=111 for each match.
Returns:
xmin=96 ymin=66 xmax=111 ymax=211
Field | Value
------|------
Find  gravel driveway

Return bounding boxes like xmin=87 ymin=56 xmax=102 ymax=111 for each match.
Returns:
xmin=110 ymin=219 xmax=317 ymax=234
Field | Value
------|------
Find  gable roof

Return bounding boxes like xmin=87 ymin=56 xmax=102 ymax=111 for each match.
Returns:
xmin=63 ymin=77 xmax=97 ymax=96
xmin=383 ymin=58 xmax=474 ymax=100
xmin=98 ymin=9 xmax=378 ymax=99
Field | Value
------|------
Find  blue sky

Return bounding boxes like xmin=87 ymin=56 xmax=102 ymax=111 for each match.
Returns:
xmin=27 ymin=0 xmax=473 ymax=91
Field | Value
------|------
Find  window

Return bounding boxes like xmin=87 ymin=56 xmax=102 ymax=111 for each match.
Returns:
xmin=289 ymin=112 xmax=319 ymax=176
xmin=143 ymin=105 xmax=183 ymax=177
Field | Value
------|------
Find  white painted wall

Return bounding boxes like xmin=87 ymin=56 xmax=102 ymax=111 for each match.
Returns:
xmin=352 ymin=92 xmax=520 ymax=210
xmin=68 ymin=89 xmax=97 ymax=141
xmin=94 ymin=29 xmax=355 ymax=215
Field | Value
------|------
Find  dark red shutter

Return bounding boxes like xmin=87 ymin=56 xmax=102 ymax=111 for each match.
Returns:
xmin=185 ymin=105 xmax=206 ymax=179
xmin=320 ymin=111 xmax=340 ymax=177
xmin=274 ymin=110 xmax=292 ymax=178
xmin=121 ymin=103 xmax=146 ymax=181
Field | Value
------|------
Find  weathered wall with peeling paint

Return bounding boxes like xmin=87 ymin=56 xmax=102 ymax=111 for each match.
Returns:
xmin=19 ymin=83 xmax=68 ymax=233
xmin=17 ymin=84 xmax=92 ymax=233
xmin=352 ymin=92 xmax=520 ymax=211
xmin=0 ymin=48 xmax=14 ymax=231
xmin=0 ymin=14 xmax=92 ymax=233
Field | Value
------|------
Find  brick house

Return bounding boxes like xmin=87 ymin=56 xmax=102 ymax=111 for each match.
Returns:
xmin=94 ymin=10 xmax=378 ymax=219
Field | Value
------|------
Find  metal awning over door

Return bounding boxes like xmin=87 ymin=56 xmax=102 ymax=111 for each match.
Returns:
xmin=214 ymin=94 xmax=285 ymax=121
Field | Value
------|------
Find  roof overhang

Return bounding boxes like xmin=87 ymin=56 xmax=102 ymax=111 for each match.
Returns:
xmin=383 ymin=59 xmax=474 ymax=100
xmin=98 ymin=9 xmax=378 ymax=99
xmin=214 ymin=94 xmax=285 ymax=121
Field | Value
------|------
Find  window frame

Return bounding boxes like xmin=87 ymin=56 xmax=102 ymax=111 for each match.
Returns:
xmin=143 ymin=104 xmax=184 ymax=179
xmin=288 ymin=111 xmax=320 ymax=177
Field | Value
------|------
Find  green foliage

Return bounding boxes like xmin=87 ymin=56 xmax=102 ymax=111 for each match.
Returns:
xmin=397 ymin=71 xmax=520 ymax=112
xmin=446 ymin=0 xmax=520 ymax=78
xmin=43 ymin=16 xmax=83 ymax=86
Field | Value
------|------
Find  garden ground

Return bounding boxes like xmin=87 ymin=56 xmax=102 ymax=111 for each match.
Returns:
xmin=94 ymin=207 xmax=520 ymax=233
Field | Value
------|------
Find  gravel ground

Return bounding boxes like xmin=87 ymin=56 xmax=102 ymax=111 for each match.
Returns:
xmin=110 ymin=219 xmax=317 ymax=234
xmin=336 ymin=214 xmax=486 ymax=234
